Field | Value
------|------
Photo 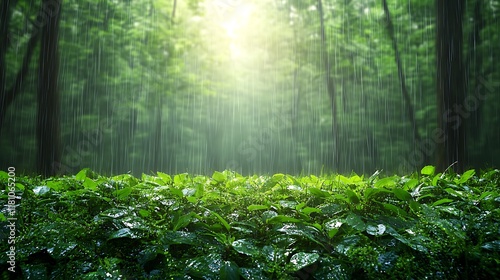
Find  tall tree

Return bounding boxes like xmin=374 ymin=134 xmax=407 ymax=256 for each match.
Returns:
xmin=317 ymin=0 xmax=339 ymax=168
xmin=382 ymin=0 xmax=420 ymax=143
xmin=0 ymin=1 xmax=40 ymax=134
xmin=436 ymin=0 xmax=466 ymax=173
xmin=37 ymin=0 xmax=62 ymax=176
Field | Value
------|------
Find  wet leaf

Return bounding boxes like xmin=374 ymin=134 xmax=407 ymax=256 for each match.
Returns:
xmin=366 ymin=224 xmax=386 ymax=236
xmin=481 ymin=240 xmax=500 ymax=251
xmin=289 ymin=252 xmax=319 ymax=271
xmin=162 ymin=231 xmax=199 ymax=245
xmin=232 ymin=239 xmax=260 ymax=256
xmin=220 ymin=260 xmax=239 ymax=280
xmin=345 ymin=212 xmax=365 ymax=231
xmin=33 ymin=186 xmax=51 ymax=196
xmin=108 ymin=228 xmax=140 ymax=240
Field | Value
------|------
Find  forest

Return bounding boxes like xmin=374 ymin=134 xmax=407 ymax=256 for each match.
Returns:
xmin=0 ymin=0 xmax=500 ymax=279
xmin=0 ymin=0 xmax=498 ymax=177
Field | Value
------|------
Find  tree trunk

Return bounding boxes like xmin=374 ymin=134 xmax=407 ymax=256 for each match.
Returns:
xmin=0 ymin=1 xmax=40 ymax=134
xmin=467 ymin=0 xmax=484 ymax=139
xmin=37 ymin=0 xmax=62 ymax=177
xmin=382 ymin=0 xmax=420 ymax=143
xmin=317 ymin=0 xmax=339 ymax=169
xmin=436 ymin=0 xmax=466 ymax=173
xmin=0 ymin=0 xmax=11 ymax=126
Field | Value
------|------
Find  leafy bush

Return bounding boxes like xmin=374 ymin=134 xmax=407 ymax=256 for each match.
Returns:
xmin=1 ymin=167 xmax=499 ymax=279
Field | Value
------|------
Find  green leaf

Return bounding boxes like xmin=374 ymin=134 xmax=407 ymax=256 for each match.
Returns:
xmin=345 ymin=213 xmax=365 ymax=231
xmin=239 ymin=268 xmax=268 ymax=280
xmin=431 ymin=198 xmax=454 ymax=206
xmin=113 ymin=187 xmax=133 ymax=200
xmin=186 ymin=253 xmax=221 ymax=278
xmin=345 ymin=189 xmax=360 ymax=204
xmin=366 ymin=224 xmax=386 ymax=236
xmin=173 ymin=213 xmax=193 ymax=231
xmin=15 ymin=183 xmax=25 ymax=191
xmin=335 ymin=235 xmax=360 ymax=255
xmin=324 ymin=219 xmax=343 ymax=238
xmin=99 ymin=208 xmax=128 ymax=219
xmin=83 ymin=178 xmax=98 ymax=191
xmin=432 ymin=174 xmax=441 ymax=186
xmin=46 ymin=181 xmax=64 ymax=191
xmin=211 ymin=211 xmax=231 ymax=231
xmin=393 ymin=188 xmax=412 ymax=201
xmin=457 ymin=169 xmax=475 ymax=184
xmin=479 ymin=191 xmax=498 ymax=201
xmin=161 ymin=231 xmax=198 ymax=245
xmin=0 ymin=213 xmax=6 ymax=222
xmin=138 ymin=209 xmax=150 ymax=218
xmin=364 ymin=188 xmax=391 ymax=200
xmin=382 ymin=203 xmax=407 ymax=217
xmin=75 ymin=168 xmax=89 ymax=180
xmin=173 ymin=173 xmax=188 ymax=185
xmin=261 ymin=210 xmax=278 ymax=222
xmin=421 ymin=165 xmax=435 ymax=176
xmin=301 ymin=207 xmax=322 ymax=216
xmin=481 ymin=240 xmax=500 ymax=251
xmin=157 ymin=172 xmax=171 ymax=184
xmin=403 ymin=179 xmax=418 ymax=190
xmin=309 ymin=187 xmax=331 ymax=198
xmin=108 ymin=228 xmax=139 ymax=240
xmin=247 ymin=205 xmax=269 ymax=211
xmin=232 ymin=239 xmax=260 ymax=256
xmin=33 ymin=186 xmax=51 ymax=196
xmin=295 ymin=202 xmax=306 ymax=210
xmin=212 ymin=171 xmax=227 ymax=183
xmin=289 ymin=252 xmax=319 ymax=271
xmin=169 ymin=187 xmax=184 ymax=199
xmin=276 ymin=224 xmax=325 ymax=248
xmin=375 ymin=177 xmax=397 ymax=188
xmin=272 ymin=173 xmax=285 ymax=182
xmin=409 ymin=200 xmax=421 ymax=213
xmin=220 ymin=261 xmax=239 ymax=280
xmin=266 ymin=215 xmax=302 ymax=224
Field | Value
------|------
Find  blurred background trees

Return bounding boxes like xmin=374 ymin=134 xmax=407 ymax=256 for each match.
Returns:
xmin=1 ymin=0 xmax=499 ymax=176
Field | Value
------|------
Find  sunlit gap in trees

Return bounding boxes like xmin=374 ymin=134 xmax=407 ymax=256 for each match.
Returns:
xmin=203 ymin=0 xmax=254 ymax=59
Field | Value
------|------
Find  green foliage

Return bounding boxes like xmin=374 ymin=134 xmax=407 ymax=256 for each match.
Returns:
xmin=0 ymin=167 xmax=499 ymax=279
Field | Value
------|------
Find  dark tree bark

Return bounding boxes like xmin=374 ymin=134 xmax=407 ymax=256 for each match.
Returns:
xmin=382 ymin=0 xmax=420 ymax=143
xmin=466 ymin=0 xmax=484 ymax=138
xmin=0 ymin=1 xmax=40 ymax=134
xmin=317 ymin=0 xmax=339 ymax=168
xmin=436 ymin=0 xmax=466 ymax=173
xmin=0 ymin=0 xmax=11 ymax=124
xmin=37 ymin=0 xmax=62 ymax=176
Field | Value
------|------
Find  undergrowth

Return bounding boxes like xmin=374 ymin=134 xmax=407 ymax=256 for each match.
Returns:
xmin=0 ymin=166 xmax=499 ymax=279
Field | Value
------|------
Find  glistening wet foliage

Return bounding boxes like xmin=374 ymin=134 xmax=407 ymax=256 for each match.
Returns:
xmin=1 ymin=167 xmax=499 ymax=279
